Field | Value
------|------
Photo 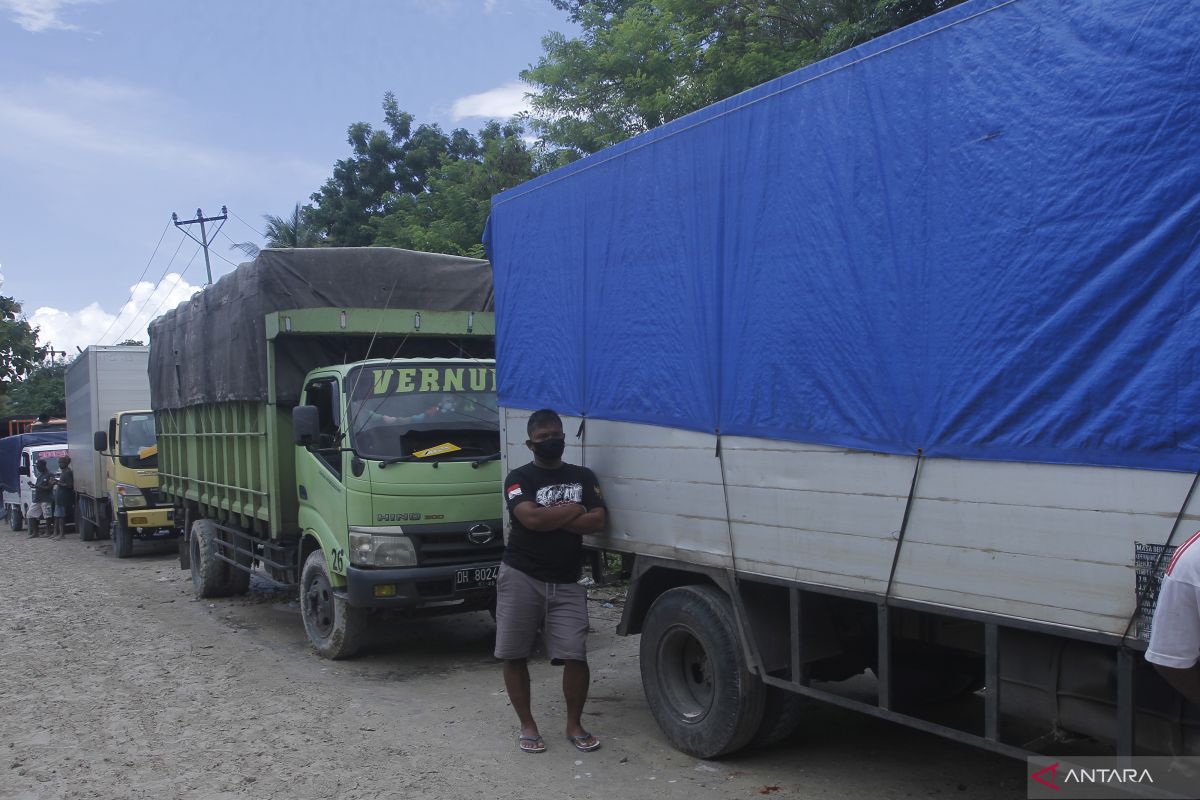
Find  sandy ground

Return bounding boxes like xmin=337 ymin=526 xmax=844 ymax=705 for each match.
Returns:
xmin=0 ymin=526 xmax=1026 ymax=800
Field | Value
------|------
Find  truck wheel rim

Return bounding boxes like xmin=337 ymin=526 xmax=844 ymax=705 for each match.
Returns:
xmin=657 ymin=624 xmax=714 ymax=723
xmin=305 ymin=572 xmax=336 ymax=637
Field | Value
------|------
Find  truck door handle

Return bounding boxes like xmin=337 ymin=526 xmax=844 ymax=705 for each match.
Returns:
xmin=298 ymin=485 xmax=308 ymax=500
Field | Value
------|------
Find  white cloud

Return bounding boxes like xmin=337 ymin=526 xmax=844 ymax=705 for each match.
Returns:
xmin=30 ymin=273 xmax=202 ymax=354
xmin=450 ymin=81 xmax=531 ymax=122
xmin=0 ymin=0 xmax=100 ymax=32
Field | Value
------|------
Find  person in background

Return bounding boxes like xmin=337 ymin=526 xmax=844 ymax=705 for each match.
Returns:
xmin=1147 ymin=531 xmax=1200 ymax=705
xmin=26 ymin=459 xmax=53 ymax=538
xmin=52 ymin=456 xmax=74 ymax=540
xmin=494 ymin=408 xmax=607 ymax=754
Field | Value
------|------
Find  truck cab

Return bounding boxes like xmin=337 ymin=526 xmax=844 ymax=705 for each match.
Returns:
xmin=292 ymin=359 xmax=504 ymax=651
xmin=14 ymin=443 xmax=70 ymax=530
xmin=91 ymin=409 xmax=178 ymax=556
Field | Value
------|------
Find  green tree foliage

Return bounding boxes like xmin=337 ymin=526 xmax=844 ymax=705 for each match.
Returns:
xmin=6 ymin=361 xmax=66 ymax=417
xmin=307 ymin=96 xmax=566 ymax=257
xmin=370 ymin=120 xmax=542 ymax=258
xmin=116 ymin=339 xmax=145 ymax=346
xmin=308 ymin=92 xmax=480 ymax=246
xmin=231 ymin=204 xmax=322 ymax=259
xmin=0 ymin=296 xmax=46 ymax=398
xmin=525 ymin=0 xmax=966 ymax=154
xmin=264 ymin=204 xmax=322 ymax=249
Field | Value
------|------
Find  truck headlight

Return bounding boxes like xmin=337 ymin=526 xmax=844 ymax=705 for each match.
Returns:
xmin=116 ymin=484 xmax=146 ymax=508
xmin=348 ymin=531 xmax=417 ymax=567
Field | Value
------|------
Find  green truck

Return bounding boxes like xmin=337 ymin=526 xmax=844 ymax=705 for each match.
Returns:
xmin=148 ymin=248 xmax=503 ymax=658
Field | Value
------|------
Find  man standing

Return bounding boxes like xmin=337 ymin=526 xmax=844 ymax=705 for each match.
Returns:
xmin=1147 ymin=532 xmax=1200 ymax=705
xmin=52 ymin=456 xmax=74 ymax=540
xmin=495 ymin=409 xmax=607 ymax=754
xmin=26 ymin=460 xmax=53 ymax=538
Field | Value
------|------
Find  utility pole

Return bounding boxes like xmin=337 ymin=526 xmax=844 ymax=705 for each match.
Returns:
xmin=172 ymin=206 xmax=228 ymax=284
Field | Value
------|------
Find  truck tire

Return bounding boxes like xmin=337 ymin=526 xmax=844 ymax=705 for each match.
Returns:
xmin=300 ymin=549 xmax=365 ymax=660
xmin=640 ymin=585 xmax=765 ymax=759
xmin=750 ymin=686 xmax=806 ymax=749
xmin=112 ymin=516 xmax=134 ymax=558
xmin=220 ymin=527 xmax=251 ymax=596
xmin=8 ymin=507 xmax=23 ymax=532
xmin=190 ymin=519 xmax=231 ymax=598
xmin=77 ymin=498 xmax=95 ymax=541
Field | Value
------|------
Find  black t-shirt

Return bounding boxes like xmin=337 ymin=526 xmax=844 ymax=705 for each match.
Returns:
xmin=33 ymin=472 xmax=53 ymax=503
xmin=502 ymin=461 xmax=605 ymax=583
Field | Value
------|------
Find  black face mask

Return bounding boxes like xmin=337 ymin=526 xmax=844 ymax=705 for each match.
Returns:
xmin=531 ymin=437 xmax=566 ymax=462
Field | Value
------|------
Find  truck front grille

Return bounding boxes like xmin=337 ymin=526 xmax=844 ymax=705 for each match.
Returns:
xmin=407 ymin=520 xmax=504 ymax=566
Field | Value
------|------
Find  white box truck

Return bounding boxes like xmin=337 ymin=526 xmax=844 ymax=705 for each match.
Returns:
xmin=486 ymin=0 xmax=1200 ymax=764
xmin=65 ymin=346 xmax=180 ymax=556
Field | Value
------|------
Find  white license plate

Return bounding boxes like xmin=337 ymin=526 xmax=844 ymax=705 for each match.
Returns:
xmin=455 ymin=564 xmax=499 ymax=590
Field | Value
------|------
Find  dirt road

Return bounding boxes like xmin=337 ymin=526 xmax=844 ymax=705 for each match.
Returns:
xmin=0 ymin=529 xmax=1025 ymax=799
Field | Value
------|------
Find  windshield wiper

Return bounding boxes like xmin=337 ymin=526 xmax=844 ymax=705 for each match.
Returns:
xmin=471 ymin=452 xmax=501 ymax=468
xmin=377 ymin=456 xmax=414 ymax=469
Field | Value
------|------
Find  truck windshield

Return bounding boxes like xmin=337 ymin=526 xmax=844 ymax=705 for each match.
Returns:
xmin=119 ymin=413 xmax=158 ymax=468
xmin=345 ymin=363 xmax=499 ymax=462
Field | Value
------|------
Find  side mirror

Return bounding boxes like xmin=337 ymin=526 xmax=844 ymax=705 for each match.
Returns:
xmin=94 ymin=431 xmax=108 ymax=452
xmin=18 ymin=463 xmax=29 ymax=476
xmin=293 ymin=406 xmax=319 ymax=447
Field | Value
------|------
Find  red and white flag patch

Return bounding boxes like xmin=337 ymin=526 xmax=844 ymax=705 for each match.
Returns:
xmin=506 ymin=483 xmax=523 ymax=501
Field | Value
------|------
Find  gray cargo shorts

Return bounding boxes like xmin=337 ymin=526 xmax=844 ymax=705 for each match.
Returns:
xmin=493 ymin=563 xmax=589 ymax=662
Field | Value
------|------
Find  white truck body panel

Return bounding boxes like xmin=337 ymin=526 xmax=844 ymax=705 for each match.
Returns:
xmin=501 ymin=409 xmax=1192 ymax=640
xmin=65 ymin=346 xmax=152 ymax=498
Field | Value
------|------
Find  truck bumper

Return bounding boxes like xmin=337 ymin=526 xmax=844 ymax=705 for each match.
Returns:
xmin=344 ymin=562 xmax=498 ymax=609
xmin=120 ymin=506 xmax=181 ymax=537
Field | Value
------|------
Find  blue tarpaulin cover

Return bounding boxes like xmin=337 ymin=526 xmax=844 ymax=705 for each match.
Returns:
xmin=0 ymin=432 xmax=68 ymax=495
xmin=486 ymin=0 xmax=1200 ymax=473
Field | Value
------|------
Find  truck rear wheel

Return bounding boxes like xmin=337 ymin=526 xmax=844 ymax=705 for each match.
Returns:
xmin=190 ymin=519 xmax=233 ymax=598
xmin=77 ymin=498 xmax=95 ymax=541
xmin=640 ymin=585 xmax=765 ymax=759
xmin=219 ymin=528 xmax=251 ymax=596
xmin=112 ymin=516 xmax=133 ymax=558
xmin=8 ymin=506 xmax=23 ymax=532
xmin=301 ymin=549 xmax=365 ymax=660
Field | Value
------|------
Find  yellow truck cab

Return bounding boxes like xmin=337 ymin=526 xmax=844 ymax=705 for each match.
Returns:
xmin=95 ymin=410 xmax=175 ymax=549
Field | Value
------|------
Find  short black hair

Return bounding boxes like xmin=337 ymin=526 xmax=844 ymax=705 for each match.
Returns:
xmin=527 ymin=408 xmax=563 ymax=437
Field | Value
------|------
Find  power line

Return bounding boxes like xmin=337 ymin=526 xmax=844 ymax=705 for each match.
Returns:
xmin=219 ymin=228 xmax=258 ymax=260
xmin=172 ymin=206 xmax=228 ymax=284
xmin=104 ymin=234 xmax=188 ymax=345
xmin=94 ymin=219 xmax=173 ymax=345
xmin=134 ymin=248 xmax=201 ymax=336
xmin=228 ymin=207 xmax=263 ymax=238
xmin=110 ymin=243 xmax=198 ymax=345
xmin=210 ymin=248 xmax=241 ymax=269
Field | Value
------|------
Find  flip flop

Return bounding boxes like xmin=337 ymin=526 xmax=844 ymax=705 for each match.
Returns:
xmin=519 ymin=734 xmax=546 ymax=754
xmin=566 ymin=732 xmax=601 ymax=752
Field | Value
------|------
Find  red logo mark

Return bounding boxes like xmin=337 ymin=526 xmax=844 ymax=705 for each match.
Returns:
xmin=1031 ymin=762 xmax=1060 ymax=791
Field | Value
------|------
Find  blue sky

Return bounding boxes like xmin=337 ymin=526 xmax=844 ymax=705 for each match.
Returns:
xmin=0 ymin=0 xmax=574 ymax=353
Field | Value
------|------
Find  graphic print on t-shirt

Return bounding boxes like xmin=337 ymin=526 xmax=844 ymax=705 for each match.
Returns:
xmin=536 ymin=483 xmax=583 ymax=507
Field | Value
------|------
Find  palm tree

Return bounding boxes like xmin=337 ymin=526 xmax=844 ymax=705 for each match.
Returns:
xmin=230 ymin=203 xmax=322 ymax=258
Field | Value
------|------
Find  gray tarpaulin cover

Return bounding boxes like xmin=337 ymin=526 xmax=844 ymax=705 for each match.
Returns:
xmin=148 ymin=248 xmax=493 ymax=410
